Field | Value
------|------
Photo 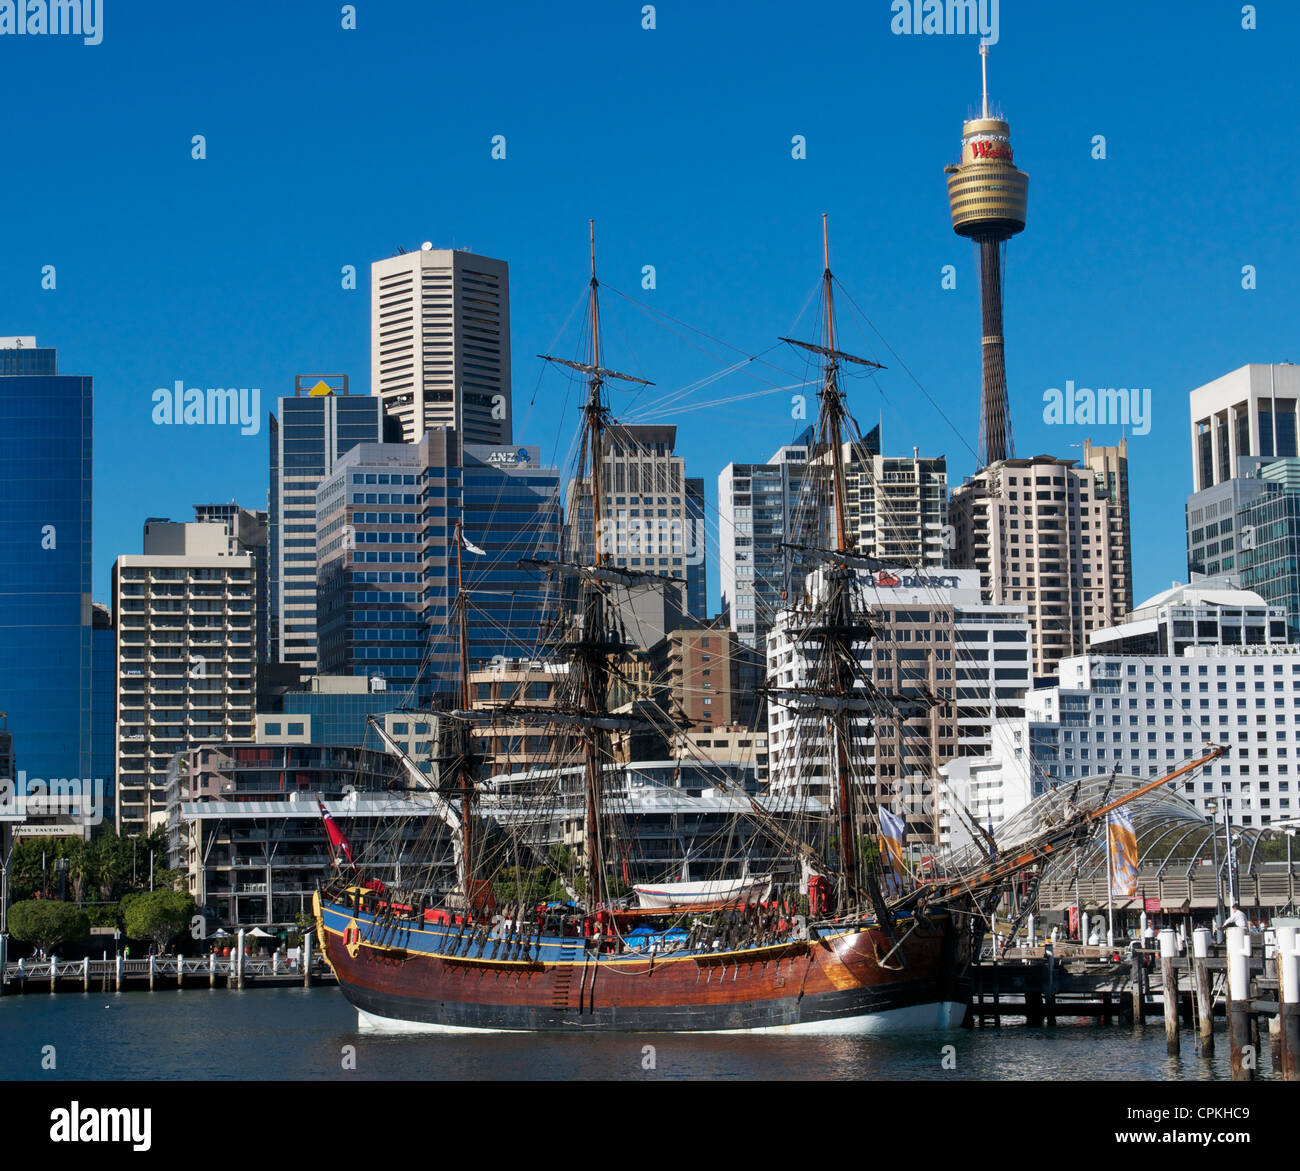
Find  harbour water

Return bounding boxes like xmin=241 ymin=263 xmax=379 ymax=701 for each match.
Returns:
xmin=0 ymin=988 xmax=1278 ymax=1080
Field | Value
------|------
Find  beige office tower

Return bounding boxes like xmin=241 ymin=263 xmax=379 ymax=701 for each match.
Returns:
xmin=113 ymin=520 xmax=258 ymax=834
xmin=370 ymin=247 xmax=512 ymax=444
xmin=950 ymin=453 xmax=1129 ymax=680
xmin=1082 ymin=438 xmax=1133 ymax=616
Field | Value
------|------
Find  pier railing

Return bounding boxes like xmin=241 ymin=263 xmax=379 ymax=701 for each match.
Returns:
xmin=0 ymin=952 xmax=335 ymax=992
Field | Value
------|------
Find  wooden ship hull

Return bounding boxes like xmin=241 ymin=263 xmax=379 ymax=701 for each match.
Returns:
xmin=314 ymin=890 xmax=971 ymax=1034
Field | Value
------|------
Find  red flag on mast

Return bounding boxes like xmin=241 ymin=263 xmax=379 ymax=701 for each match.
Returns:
xmin=319 ymin=799 xmax=356 ymax=869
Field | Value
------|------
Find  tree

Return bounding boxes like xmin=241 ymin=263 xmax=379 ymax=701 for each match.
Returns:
xmin=123 ymin=890 xmax=195 ymax=952
xmin=8 ymin=900 xmax=90 ymax=953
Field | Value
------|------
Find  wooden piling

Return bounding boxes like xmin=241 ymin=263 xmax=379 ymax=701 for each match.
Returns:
xmin=234 ymin=929 xmax=245 ymax=990
xmin=148 ymin=954 xmax=155 ymax=991
xmin=82 ymin=957 xmax=90 ymax=992
xmin=1226 ymin=925 xmax=1253 ymax=1081
xmin=209 ymin=952 xmax=216 ymax=988
xmin=115 ymin=953 xmax=123 ymax=992
xmin=1276 ymin=921 xmax=1299 ymax=1082
xmin=1043 ymin=945 xmax=1057 ymax=1027
xmin=1159 ymin=930 xmax=1179 ymax=1055
xmin=1129 ymin=953 xmax=1145 ymax=1026
xmin=1193 ymin=928 xmax=1214 ymax=1055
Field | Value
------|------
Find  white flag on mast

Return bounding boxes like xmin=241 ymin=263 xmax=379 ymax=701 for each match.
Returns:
xmin=461 ymin=532 xmax=487 ymax=556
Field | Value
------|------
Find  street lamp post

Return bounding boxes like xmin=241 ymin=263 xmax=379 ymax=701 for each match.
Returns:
xmin=1207 ymin=798 xmax=1224 ymax=935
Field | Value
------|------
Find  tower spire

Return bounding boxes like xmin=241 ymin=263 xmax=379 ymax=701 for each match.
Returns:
xmin=980 ymin=42 xmax=990 ymax=119
xmin=944 ymin=44 xmax=1029 ymax=469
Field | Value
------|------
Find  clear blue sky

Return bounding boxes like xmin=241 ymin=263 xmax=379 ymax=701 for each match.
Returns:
xmin=2 ymin=0 xmax=1296 ymax=611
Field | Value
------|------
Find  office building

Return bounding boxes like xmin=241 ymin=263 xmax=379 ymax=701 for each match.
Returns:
xmin=1185 ymin=367 xmax=1300 ymax=640
xmin=316 ymin=440 xmax=435 ymax=698
xmin=765 ymin=568 xmax=1031 ymax=839
xmin=165 ymin=742 xmax=424 ymax=926
xmin=0 ymin=339 xmax=94 ymax=792
xmin=113 ymin=518 xmax=257 ymax=833
xmin=1189 ymin=364 xmax=1300 ymax=491
xmin=268 ymin=375 xmax=383 ymax=670
xmin=371 ymin=247 xmax=512 ymax=445
xmin=459 ymin=443 xmax=563 ymax=664
xmin=950 ymin=452 xmax=1130 ymax=680
xmin=315 ymin=436 xmax=563 ymax=701
xmin=565 ymin=424 xmax=705 ymax=620
xmin=1089 ymin=575 xmax=1287 ymax=656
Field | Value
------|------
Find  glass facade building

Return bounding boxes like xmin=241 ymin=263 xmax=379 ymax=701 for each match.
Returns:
xmin=316 ymin=437 xmax=562 ymax=705
xmin=316 ymin=439 xmax=442 ymax=700
xmin=269 ymin=377 xmax=383 ymax=670
xmin=459 ymin=444 xmax=562 ymax=671
xmin=1188 ymin=456 xmax=1300 ymax=642
xmin=0 ymin=342 xmax=94 ymax=792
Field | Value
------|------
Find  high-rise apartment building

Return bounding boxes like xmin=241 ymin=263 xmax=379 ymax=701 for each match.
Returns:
xmin=0 ymin=339 xmax=95 ymax=791
xmin=113 ymin=519 xmax=257 ymax=832
xmin=371 ymin=247 xmax=512 ymax=445
xmin=668 ymin=618 xmax=762 ymax=733
xmin=719 ymin=430 xmax=947 ymax=653
xmin=1186 ymin=366 xmax=1300 ymax=641
xmin=766 ymin=569 xmax=1030 ymax=838
xmin=719 ymin=436 xmax=815 ymax=651
xmin=268 ymin=375 xmax=383 ymax=670
xmin=950 ymin=453 xmax=1129 ymax=680
xmin=1082 ymin=437 xmax=1133 ymax=617
xmin=565 ymin=424 xmax=705 ymax=620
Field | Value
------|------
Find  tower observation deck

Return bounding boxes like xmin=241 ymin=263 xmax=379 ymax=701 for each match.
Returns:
xmin=944 ymin=45 xmax=1029 ymax=469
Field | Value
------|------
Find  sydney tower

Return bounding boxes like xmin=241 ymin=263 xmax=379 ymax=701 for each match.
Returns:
xmin=944 ymin=46 xmax=1029 ymax=468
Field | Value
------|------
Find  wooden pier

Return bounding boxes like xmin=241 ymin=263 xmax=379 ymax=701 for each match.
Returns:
xmin=971 ymin=927 xmax=1298 ymax=1080
xmin=0 ymin=953 xmax=335 ymax=995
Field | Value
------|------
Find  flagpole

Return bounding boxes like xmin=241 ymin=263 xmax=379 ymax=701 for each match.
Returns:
xmin=1105 ymin=813 xmax=1114 ymax=947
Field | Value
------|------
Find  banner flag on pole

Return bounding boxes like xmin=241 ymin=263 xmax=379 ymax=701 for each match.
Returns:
xmin=878 ymin=806 xmax=906 ymax=894
xmin=1107 ymin=807 xmax=1139 ymax=897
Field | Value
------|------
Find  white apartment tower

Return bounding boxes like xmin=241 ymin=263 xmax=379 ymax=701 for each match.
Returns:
xmin=371 ymin=247 xmax=513 ymax=444
xmin=113 ymin=521 xmax=257 ymax=833
xmin=765 ymin=568 xmax=1031 ymax=840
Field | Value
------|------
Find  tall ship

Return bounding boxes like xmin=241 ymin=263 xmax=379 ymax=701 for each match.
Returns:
xmin=312 ymin=222 xmax=1224 ymax=1034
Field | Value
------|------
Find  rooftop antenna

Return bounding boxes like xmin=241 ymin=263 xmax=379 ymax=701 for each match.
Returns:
xmin=980 ymin=42 xmax=990 ymax=119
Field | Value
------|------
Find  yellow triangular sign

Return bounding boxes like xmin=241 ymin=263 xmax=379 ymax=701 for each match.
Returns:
xmin=309 ymin=380 xmax=333 ymax=397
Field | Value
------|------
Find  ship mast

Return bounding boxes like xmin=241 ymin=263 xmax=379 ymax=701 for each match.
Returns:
xmin=452 ymin=517 xmax=476 ymax=901
xmin=580 ymin=221 xmax=610 ymax=911
xmin=526 ymin=224 xmax=659 ymax=918
xmin=780 ymin=217 xmax=895 ymax=925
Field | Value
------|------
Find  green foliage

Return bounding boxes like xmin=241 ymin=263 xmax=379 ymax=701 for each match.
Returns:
xmin=122 ymin=889 xmax=195 ymax=951
xmin=7 ymin=900 xmax=90 ymax=952
xmin=85 ymin=903 xmax=121 ymax=929
xmin=8 ymin=828 xmax=172 ymax=904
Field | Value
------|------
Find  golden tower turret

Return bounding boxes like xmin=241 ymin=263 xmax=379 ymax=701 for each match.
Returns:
xmin=944 ymin=44 xmax=1028 ymax=468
